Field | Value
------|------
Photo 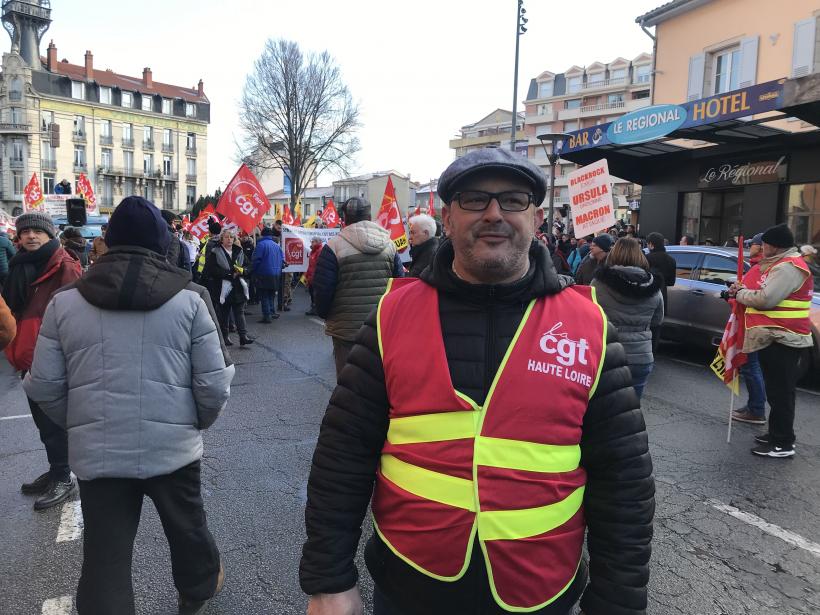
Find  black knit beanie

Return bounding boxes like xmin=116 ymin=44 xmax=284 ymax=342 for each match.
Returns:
xmin=760 ymin=223 xmax=794 ymax=249
xmin=105 ymin=196 xmax=171 ymax=255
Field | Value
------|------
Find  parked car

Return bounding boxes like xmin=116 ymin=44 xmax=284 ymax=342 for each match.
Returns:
xmin=662 ymin=245 xmax=819 ymax=381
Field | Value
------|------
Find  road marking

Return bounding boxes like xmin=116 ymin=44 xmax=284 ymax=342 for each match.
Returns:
xmin=708 ymin=499 xmax=820 ymax=559
xmin=42 ymin=596 xmax=73 ymax=614
xmin=56 ymin=499 xmax=83 ymax=543
xmin=309 ymin=318 xmax=325 ymax=327
xmin=0 ymin=414 xmax=30 ymax=421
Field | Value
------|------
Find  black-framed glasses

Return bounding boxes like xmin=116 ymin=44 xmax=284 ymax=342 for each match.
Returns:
xmin=453 ymin=190 xmax=534 ymax=212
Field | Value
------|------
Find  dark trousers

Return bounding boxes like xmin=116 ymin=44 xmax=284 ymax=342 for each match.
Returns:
xmin=257 ymin=288 xmax=277 ymax=318
xmin=219 ymin=301 xmax=247 ymax=337
xmin=759 ymin=342 xmax=801 ymax=447
xmin=26 ymin=395 xmax=70 ymax=482
xmin=76 ymin=461 xmax=220 ymax=615
xmin=332 ymin=337 xmax=355 ymax=379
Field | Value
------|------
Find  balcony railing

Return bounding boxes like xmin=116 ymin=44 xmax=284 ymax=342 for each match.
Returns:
xmin=10 ymin=158 xmax=24 ymax=169
xmin=99 ymin=166 xmax=143 ymax=178
xmin=581 ymin=77 xmax=627 ymax=91
xmin=73 ymin=162 xmax=88 ymax=173
xmin=186 ymin=146 xmax=197 ymax=156
xmin=161 ymin=172 xmax=178 ymax=181
xmin=72 ymin=131 xmax=86 ymax=143
xmin=42 ymin=159 xmax=57 ymax=171
xmin=121 ymin=138 xmax=134 ymax=149
xmin=579 ymin=100 xmax=625 ymax=113
xmin=143 ymin=139 xmax=154 ymax=150
xmin=8 ymin=91 xmax=22 ymax=101
xmin=0 ymin=122 xmax=31 ymax=133
xmin=186 ymin=174 xmax=197 ymax=183
xmin=100 ymin=135 xmax=113 ymax=146
xmin=162 ymin=143 xmax=174 ymax=153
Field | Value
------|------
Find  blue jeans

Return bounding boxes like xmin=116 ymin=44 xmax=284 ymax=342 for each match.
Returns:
xmin=739 ymin=351 xmax=766 ymax=417
xmin=258 ymin=288 xmax=276 ymax=318
xmin=629 ymin=362 xmax=654 ymax=400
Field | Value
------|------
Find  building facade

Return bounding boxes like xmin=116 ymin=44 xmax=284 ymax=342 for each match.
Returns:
xmin=0 ymin=2 xmax=209 ymax=215
xmin=523 ymin=55 xmax=653 ymax=219
xmin=449 ymin=109 xmax=525 ymax=158
xmin=332 ymin=171 xmax=418 ymax=220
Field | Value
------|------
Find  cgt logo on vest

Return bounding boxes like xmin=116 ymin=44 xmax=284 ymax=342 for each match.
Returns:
xmin=528 ymin=322 xmax=593 ymax=388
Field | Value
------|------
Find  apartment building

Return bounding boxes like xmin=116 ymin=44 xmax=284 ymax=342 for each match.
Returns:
xmin=523 ymin=54 xmax=653 ymax=215
xmin=0 ymin=1 xmax=208 ymax=215
xmin=332 ymin=171 xmax=418 ymax=220
xmin=449 ymin=109 xmax=526 ymax=158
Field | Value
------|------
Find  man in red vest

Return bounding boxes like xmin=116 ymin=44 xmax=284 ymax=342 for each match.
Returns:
xmin=300 ymin=148 xmax=654 ymax=615
xmin=729 ymin=223 xmax=813 ymax=458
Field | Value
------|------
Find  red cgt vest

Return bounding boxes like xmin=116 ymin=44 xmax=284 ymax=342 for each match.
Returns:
xmin=372 ymin=278 xmax=607 ymax=612
xmin=744 ymin=255 xmax=812 ymax=336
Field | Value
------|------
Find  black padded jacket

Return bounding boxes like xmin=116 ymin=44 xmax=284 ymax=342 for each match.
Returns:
xmin=300 ymin=239 xmax=655 ymax=615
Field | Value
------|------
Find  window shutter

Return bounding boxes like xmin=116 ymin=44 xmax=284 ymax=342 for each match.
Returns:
xmin=687 ymin=53 xmax=706 ymax=101
xmin=792 ymin=17 xmax=817 ymax=78
xmin=738 ymin=36 xmax=759 ymax=88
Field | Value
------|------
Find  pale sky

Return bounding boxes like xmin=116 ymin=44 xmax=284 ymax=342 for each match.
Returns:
xmin=43 ymin=0 xmax=660 ymax=193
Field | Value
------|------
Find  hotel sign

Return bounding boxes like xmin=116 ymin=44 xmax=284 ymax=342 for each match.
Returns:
xmin=698 ymin=156 xmax=788 ymax=188
xmin=559 ymin=79 xmax=786 ymax=153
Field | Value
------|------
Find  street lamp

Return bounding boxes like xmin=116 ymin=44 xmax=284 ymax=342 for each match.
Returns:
xmin=536 ymin=132 xmax=569 ymax=229
xmin=509 ymin=0 xmax=528 ymax=151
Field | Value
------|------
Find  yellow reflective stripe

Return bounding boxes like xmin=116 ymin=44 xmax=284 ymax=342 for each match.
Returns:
xmin=380 ymin=454 xmax=476 ymax=511
xmin=776 ymin=299 xmax=811 ymax=308
xmin=478 ymin=486 xmax=585 ymax=541
xmin=376 ymin=278 xmax=396 ymax=359
xmin=746 ymin=308 xmax=810 ymax=318
xmin=474 ymin=436 xmax=580 ymax=473
xmin=587 ymin=286 xmax=608 ymax=400
xmin=387 ymin=411 xmax=478 ymax=444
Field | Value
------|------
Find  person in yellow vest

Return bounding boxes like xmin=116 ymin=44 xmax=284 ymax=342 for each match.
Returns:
xmin=300 ymin=148 xmax=654 ymax=615
xmin=728 ymin=223 xmax=813 ymax=458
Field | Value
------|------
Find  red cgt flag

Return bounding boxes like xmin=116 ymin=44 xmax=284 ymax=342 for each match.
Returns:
xmin=428 ymin=187 xmax=435 ymax=218
xmin=710 ymin=236 xmax=747 ymax=393
xmin=320 ymin=199 xmax=339 ymax=227
xmin=281 ymin=204 xmax=295 ymax=225
xmin=216 ymin=164 xmax=271 ymax=233
xmin=23 ymin=173 xmax=45 ymax=212
xmin=376 ymin=177 xmax=408 ymax=252
xmin=76 ymin=173 xmax=97 ymax=213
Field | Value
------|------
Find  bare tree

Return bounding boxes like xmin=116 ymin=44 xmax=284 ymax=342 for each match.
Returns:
xmin=239 ymin=39 xmax=360 ymax=209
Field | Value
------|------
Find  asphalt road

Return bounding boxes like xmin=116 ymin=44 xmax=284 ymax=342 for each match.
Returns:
xmin=0 ymin=287 xmax=818 ymax=615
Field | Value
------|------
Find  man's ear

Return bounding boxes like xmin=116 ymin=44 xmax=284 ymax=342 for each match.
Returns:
xmin=442 ymin=205 xmax=452 ymax=236
xmin=533 ymin=206 xmax=544 ymax=231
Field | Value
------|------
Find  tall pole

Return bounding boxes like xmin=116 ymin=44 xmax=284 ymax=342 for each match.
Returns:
xmin=510 ymin=1 xmax=526 ymax=151
xmin=548 ymin=152 xmax=557 ymax=230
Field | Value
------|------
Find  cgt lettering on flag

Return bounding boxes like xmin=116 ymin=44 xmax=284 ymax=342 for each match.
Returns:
xmin=376 ymin=176 xmax=408 ymax=253
xmin=216 ymin=164 xmax=271 ymax=233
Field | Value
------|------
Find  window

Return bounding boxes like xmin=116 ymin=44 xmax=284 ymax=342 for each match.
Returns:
xmin=124 ymin=178 xmax=136 ymax=196
xmin=610 ymin=68 xmax=627 ymax=82
xmin=538 ymin=81 xmax=553 ymax=98
xmin=9 ymin=77 xmax=22 ymax=100
xmin=42 ymin=141 xmax=56 ymax=164
xmin=186 ymin=158 xmax=196 ymax=177
xmin=567 ymin=76 xmax=582 ymax=93
xmin=123 ymin=122 xmax=133 ymax=144
xmin=563 ymin=120 xmax=579 ymax=132
xmin=787 ymin=184 xmax=820 ymax=247
xmin=100 ymin=120 xmax=112 ymax=142
xmin=123 ymin=150 xmax=134 ymax=173
xmin=142 ymin=95 xmax=153 ymax=112
xmin=102 ymin=178 xmax=114 ymax=205
xmin=608 ymin=93 xmax=624 ymax=106
xmin=186 ymin=132 xmax=196 ymax=152
xmin=74 ymin=115 xmax=85 ymax=136
xmin=713 ymin=49 xmax=740 ymax=94
xmin=41 ymin=110 xmax=54 ymax=132
xmin=564 ymin=98 xmax=581 ymax=110
xmin=633 ymin=90 xmax=650 ymax=100
xmin=12 ymin=171 xmax=24 ymax=195
xmin=634 ymin=64 xmax=651 ymax=84
xmin=101 ymin=148 xmax=112 ymax=171
xmin=186 ymin=185 xmax=196 ymax=207
xmin=121 ymin=91 xmax=133 ymax=108
xmin=670 ymin=251 xmax=700 ymax=280
xmin=587 ymin=72 xmax=605 ymax=87
xmin=163 ymin=156 xmax=173 ymax=175
xmin=143 ymin=125 xmax=153 ymax=145
xmin=699 ymin=255 xmax=747 ymax=286
xmin=11 ymin=139 xmax=24 ymax=162
xmin=537 ymin=104 xmax=552 ymax=116
xmin=74 ymin=146 xmax=86 ymax=168
xmin=164 ymin=183 xmax=174 ymax=208
xmin=143 ymin=153 xmax=154 ymax=174
xmin=144 ymin=180 xmax=155 ymax=201
xmin=100 ymin=86 xmax=112 ymax=104
xmin=163 ymin=128 xmax=173 ymax=146
xmin=162 ymin=98 xmax=172 ymax=114
xmin=9 ymin=107 xmax=23 ymax=124
xmin=185 ymin=103 xmax=196 ymax=118
xmin=43 ymin=174 xmax=55 ymax=194
xmin=71 ymin=81 xmax=85 ymax=100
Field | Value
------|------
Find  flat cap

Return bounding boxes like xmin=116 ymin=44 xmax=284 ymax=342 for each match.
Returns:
xmin=438 ymin=147 xmax=548 ymax=206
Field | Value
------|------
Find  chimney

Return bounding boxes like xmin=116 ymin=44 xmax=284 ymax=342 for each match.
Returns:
xmin=47 ymin=40 xmax=57 ymax=71
xmin=197 ymin=79 xmax=204 ymax=97
xmin=143 ymin=67 xmax=153 ymax=88
xmin=84 ymin=50 xmax=93 ymax=80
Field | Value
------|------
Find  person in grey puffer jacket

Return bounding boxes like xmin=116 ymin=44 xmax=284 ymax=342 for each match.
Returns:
xmin=23 ymin=196 xmax=234 ymax=615
xmin=592 ymin=237 xmax=663 ymax=400
xmin=312 ymin=197 xmax=404 ymax=376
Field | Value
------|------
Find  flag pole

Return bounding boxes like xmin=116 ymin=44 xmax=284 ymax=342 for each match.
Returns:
xmin=727 ymin=382 xmax=735 ymax=443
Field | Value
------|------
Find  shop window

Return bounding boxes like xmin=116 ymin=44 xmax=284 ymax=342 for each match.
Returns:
xmin=670 ymin=251 xmax=700 ymax=280
xmin=681 ymin=191 xmax=742 ymax=245
xmin=787 ymin=184 xmax=820 ymax=247
xmin=698 ymin=255 xmax=747 ymax=286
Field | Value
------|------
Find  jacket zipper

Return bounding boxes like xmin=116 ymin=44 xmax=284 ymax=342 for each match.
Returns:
xmin=484 ymin=288 xmax=495 ymax=400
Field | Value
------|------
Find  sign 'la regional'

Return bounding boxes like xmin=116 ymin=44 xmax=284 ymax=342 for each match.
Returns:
xmin=567 ymin=159 xmax=616 ymax=237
